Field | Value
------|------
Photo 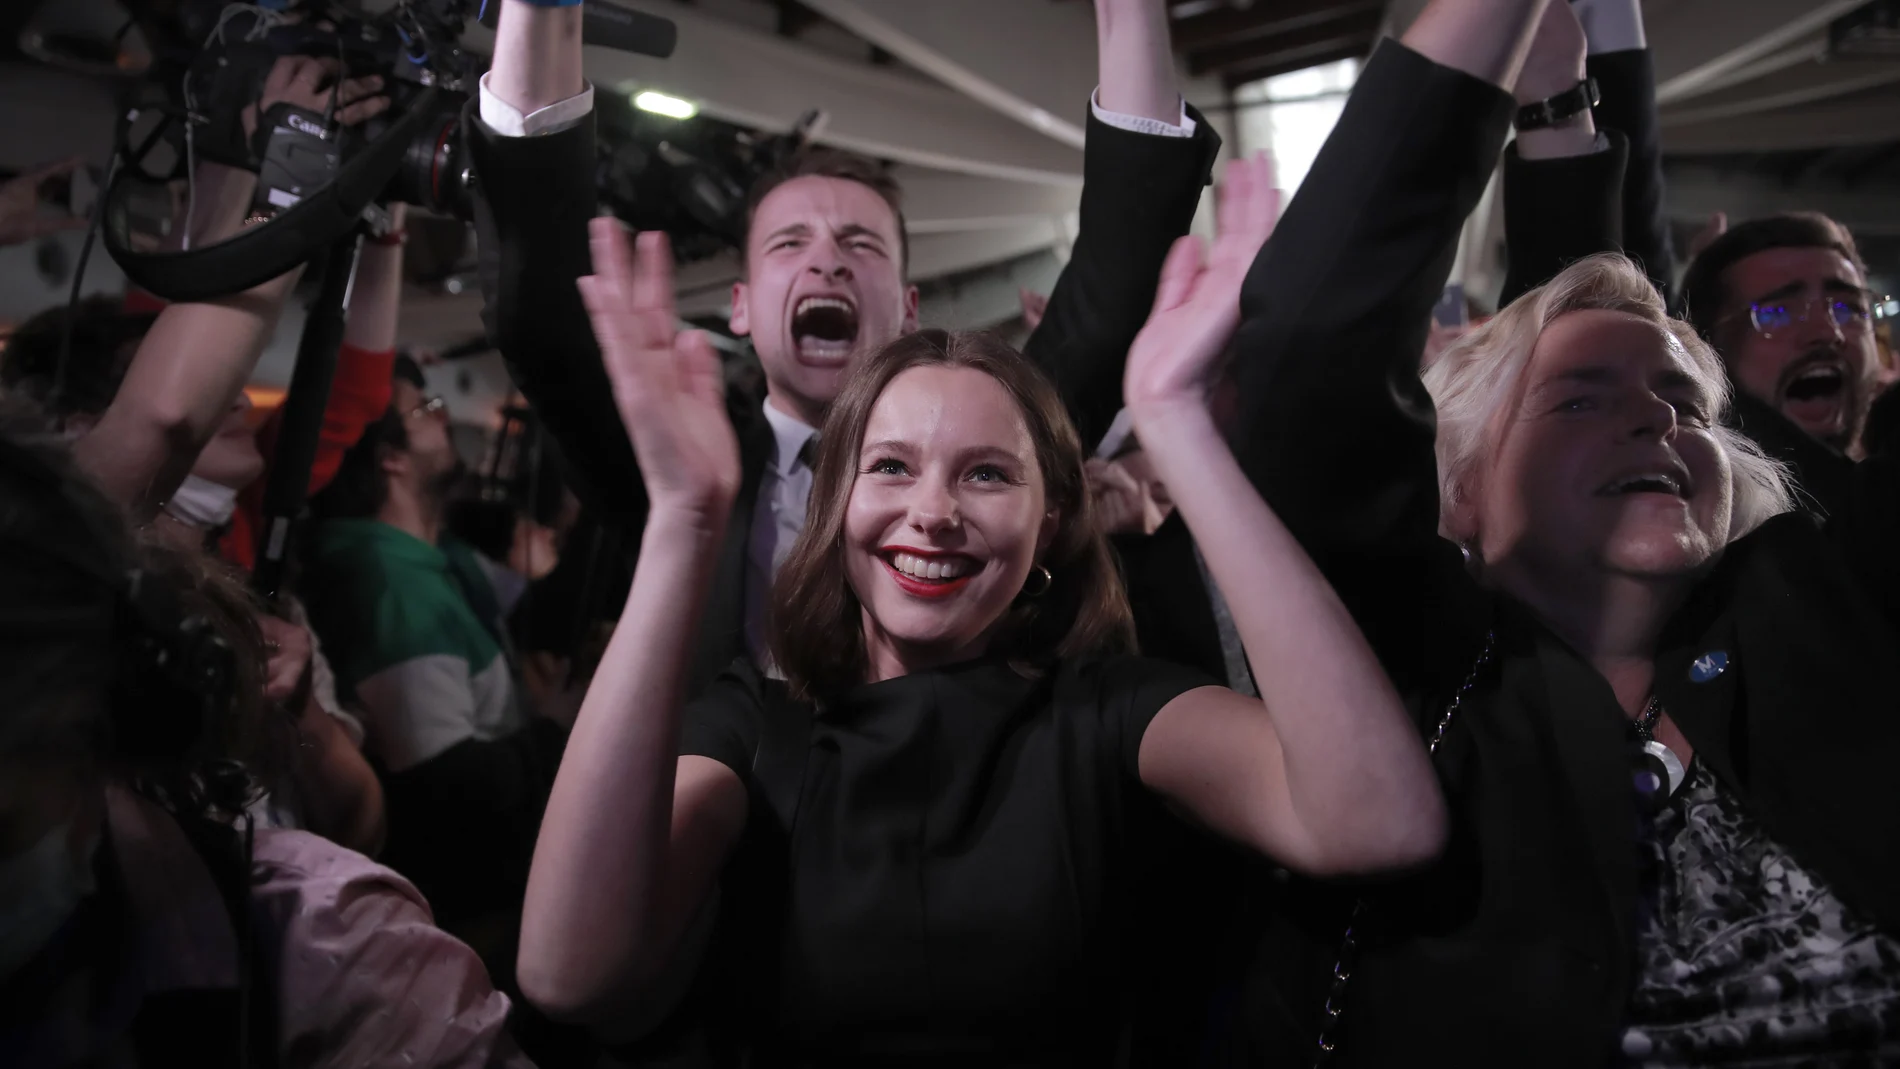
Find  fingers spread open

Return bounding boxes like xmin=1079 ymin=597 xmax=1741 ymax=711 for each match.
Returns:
xmin=583 ymin=219 xmax=690 ymax=404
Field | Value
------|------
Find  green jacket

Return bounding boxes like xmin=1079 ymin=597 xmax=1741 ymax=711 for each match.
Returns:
xmin=304 ymin=519 xmax=521 ymax=772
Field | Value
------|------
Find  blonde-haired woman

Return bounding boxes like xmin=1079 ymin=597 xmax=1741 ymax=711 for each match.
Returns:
xmin=1229 ymin=9 xmax=1900 ymax=1060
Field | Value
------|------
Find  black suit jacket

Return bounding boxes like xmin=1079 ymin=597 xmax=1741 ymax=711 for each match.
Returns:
xmin=1496 ymin=49 xmax=1670 ymax=308
xmin=469 ymin=101 xmax=1219 ymax=696
xmin=1221 ymin=40 xmax=1900 ymax=1066
xmin=1591 ymin=48 xmax=1675 ymax=296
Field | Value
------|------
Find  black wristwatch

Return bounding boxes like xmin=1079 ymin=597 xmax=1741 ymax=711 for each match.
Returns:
xmin=1514 ymin=77 xmax=1600 ymax=131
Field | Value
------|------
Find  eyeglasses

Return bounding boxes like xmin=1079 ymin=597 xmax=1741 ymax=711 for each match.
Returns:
xmin=1739 ymin=292 xmax=1880 ymax=340
xmin=407 ymin=395 xmax=448 ymax=421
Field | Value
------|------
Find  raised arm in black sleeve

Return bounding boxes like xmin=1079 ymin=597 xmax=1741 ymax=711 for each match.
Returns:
xmin=1496 ymin=47 xmax=1672 ymax=306
xmin=1589 ymin=48 xmax=1675 ymax=297
xmin=1025 ymin=105 xmax=1221 ymax=451
xmin=468 ymin=106 xmax=649 ymax=535
xmin=1497 ymin=132 xmax=1629 ymax=306
xmin=1225 ymin=40 xmax=1514 ymax=690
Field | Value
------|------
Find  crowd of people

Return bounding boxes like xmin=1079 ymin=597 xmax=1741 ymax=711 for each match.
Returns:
xmin=1 ymin=0 xmax=1895 ymax=1065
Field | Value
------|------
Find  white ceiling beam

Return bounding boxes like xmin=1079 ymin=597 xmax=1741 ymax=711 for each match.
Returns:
xmin=1663 ymin=37 xmax=1826 ymax=101
xmin=893 ymin=165 xmax=1081 ymax=232
xmin=1661 ymin=62 xmax=1900 ymax=128
xmin=796 ymin=0 xmax=1097 ymax=149
xmin=918 ymin=249 xmax=1066 ymax=331
xmin=461 ymin=7 xmax=1086 ymax=185
xmin=1658 ymin=82 xmax=1900 ymax=154
xmin=1650 ymin=0 xmax=1871 ymax=105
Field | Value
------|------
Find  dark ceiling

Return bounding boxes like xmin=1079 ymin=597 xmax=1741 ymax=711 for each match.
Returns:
xmin=1166 ymin=0 xmax=1383 ymax=87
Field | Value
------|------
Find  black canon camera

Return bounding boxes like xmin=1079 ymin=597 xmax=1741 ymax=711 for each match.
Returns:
xmin=182 ymin=1 xmax=484 ymax=221
xmin=100 ymin=0 xmax=677 ymax=302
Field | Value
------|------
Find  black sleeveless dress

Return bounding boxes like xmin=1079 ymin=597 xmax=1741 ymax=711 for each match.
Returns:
xmin=676 ymin=653 xmax=1221 ymax=1066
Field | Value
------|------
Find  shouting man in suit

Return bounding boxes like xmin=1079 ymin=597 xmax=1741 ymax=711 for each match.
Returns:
xmin=470 ymin=0 xmax=1221 ymax=694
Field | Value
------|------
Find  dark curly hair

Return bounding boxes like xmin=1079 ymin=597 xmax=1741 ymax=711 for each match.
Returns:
xmin=0 ymin=401 xmax=274 ymax=818
xmin=0 ymin=296 xmax=157 ymax=420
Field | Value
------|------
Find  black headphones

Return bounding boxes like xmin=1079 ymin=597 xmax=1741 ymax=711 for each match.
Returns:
xmin=0 ymin=433 xmax=237 ymax=763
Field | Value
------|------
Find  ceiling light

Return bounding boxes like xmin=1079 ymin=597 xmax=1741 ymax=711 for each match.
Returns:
xmin=634 ymin=91 xmax=697 ymax=120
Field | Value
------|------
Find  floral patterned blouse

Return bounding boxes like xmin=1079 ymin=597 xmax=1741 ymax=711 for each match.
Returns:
xmin=1621 ymin=761 xmax=1900 ymax=1066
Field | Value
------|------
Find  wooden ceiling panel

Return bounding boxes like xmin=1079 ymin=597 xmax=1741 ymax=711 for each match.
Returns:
xmin=1188 ymin=8 xmax=1383 ymax=76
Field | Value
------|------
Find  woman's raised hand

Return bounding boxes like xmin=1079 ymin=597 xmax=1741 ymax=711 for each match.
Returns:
xmin=1123 ymin=153 xmax=1280 ymax=415
xmin=578 ymin=218 xmax=741 ymax=521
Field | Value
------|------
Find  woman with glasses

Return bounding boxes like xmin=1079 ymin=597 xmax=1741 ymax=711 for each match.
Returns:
xmin=1221 ymin=0 xmax=1900 ymax=1063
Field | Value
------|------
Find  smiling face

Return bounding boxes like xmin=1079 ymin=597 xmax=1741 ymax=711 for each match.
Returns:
xmin=843 ymin=365 xmax=1056 ymax=676
xmin=730 ymin=176 xmax=920 ymax=427
xmin=1711 ymin=246 xmax=1879 ymax=451
xmin=1462 ymin=309 xmax=1734 ymax=592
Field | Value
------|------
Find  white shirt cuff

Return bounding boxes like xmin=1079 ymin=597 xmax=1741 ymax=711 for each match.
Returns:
xmin=1089 ymin=88 xmax=1195 ymax=138
xmin=478 ymin=71 xmax=596 ymax=137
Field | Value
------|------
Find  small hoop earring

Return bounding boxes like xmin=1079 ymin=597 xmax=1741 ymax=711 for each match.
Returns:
xmin=1459 ymin=540 xmax=1480 ymax=571
xmin=1021 ymin=564 xmax=1053 ymax=598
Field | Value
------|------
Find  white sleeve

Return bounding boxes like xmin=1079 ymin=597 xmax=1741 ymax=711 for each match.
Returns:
xmin=477 ymin=71 xmax=597 ymax=137
xmin=353 ymin=655 xmax=480 ymax=772
xmin=1089 ymin=88 xmax=1196 ymax=138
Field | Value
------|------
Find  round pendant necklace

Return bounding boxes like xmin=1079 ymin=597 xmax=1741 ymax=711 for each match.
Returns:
xmin=1632 ymin=695 xmax=1687 ymax=798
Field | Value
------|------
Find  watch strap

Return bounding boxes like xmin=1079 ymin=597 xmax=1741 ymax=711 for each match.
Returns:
xmin=1514 ymin=77 xmax=1601 ymax=131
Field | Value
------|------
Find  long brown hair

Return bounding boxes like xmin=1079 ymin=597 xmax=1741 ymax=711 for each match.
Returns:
xmin=769 ymin=329 xmax=1135 ymax=702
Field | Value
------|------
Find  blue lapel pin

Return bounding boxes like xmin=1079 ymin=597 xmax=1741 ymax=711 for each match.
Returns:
xmin=1689 ymin=650 xmax=1728 ymax=683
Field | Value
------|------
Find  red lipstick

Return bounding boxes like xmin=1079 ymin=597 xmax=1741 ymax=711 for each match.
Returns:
xmin=879 ymin=547 xmax=977 ymax=600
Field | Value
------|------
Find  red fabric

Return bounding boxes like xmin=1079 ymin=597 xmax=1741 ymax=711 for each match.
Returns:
xmin=122 ymin=287 xmax=168 ymax=315
xmin=220 ymin=343 xmax=397 ymax=571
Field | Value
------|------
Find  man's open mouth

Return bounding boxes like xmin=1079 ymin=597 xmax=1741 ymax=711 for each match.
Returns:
xmin=792 ymin=295 xmax=858 ymax=362
xmin=1781 ymin=361 xmax=1847 ymax=430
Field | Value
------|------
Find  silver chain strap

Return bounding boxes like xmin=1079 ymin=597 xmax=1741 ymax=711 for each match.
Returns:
xmin=1310 ymin=629 xmax=1496 ymax=1066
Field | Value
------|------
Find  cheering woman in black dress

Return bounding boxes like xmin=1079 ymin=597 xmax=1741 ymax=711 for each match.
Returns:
xmin=513 ymin=158 xmax=1446 ymax=1063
